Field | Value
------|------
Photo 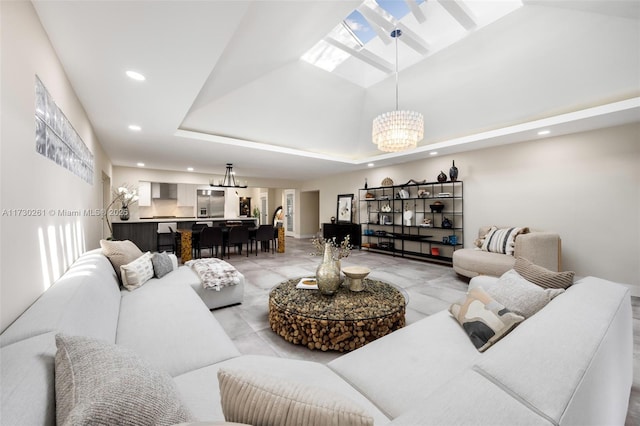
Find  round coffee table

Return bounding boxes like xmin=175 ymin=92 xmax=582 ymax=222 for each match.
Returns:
xmin=268 ymin=278 xmax=406 ymax=352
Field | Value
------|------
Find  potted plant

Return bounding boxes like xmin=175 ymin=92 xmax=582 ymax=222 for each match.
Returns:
xmin=104 ymin=184 xmax=139 ymax=239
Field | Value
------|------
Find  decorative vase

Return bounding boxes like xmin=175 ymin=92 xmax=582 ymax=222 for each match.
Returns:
xmin=316 ymin=243 xmax=340 ymax=296
xmin=437 ymin=171 xmax=447 ymax=183
xmin=449 ymin=161 xmax=458 ymax=181
xmin=120 ymin=206 xmax=130 ymax=221
xmin=364 ymin=178 xmax=368 ymax=189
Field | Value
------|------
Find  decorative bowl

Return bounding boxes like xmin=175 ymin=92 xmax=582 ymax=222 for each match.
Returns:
xmin=430 ymin=203 xmax=445 ymax=213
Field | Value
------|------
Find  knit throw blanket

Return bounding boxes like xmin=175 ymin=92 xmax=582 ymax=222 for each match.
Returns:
xmin=185 ymin=258 xmax=241 ymax=291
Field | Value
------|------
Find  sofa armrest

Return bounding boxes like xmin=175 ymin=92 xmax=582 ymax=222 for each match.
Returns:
xmin=514 ymin=232 xmax=561 ymax=272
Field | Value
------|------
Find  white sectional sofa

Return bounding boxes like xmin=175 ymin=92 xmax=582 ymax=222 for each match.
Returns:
xmin=1 ymin=248 xmax=633 ymax=425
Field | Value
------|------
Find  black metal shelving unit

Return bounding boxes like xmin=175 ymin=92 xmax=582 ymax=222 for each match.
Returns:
xmin=359 ymin=180 xmax=463 ymax=265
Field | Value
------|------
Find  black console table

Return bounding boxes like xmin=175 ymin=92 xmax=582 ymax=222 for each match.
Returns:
xmin=322 ymin=223 xmax=361 ymax=248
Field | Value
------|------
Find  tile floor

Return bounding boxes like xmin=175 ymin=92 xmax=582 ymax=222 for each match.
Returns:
xmin=213 ymin=237 xmax=639 ymax=425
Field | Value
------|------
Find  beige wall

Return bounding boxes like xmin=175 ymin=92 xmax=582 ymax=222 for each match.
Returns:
xmin=302 ymin=123 xmax=640 ymax=292
xmin=0 ymin=1 xmax=112 ymax=331
xmin=300 ymin=191 xmax=320 ymax=238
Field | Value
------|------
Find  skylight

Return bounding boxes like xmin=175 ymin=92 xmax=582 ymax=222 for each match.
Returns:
xmin=344 ymin=10 xmax=375 ymax=45
xmin=376 ymin=0 xmax=413 ymax=20
xmin=301 ymin=0 xmax=522 ymax=87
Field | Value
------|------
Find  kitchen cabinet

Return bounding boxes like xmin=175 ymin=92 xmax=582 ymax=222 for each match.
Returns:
xmin=177 ymin=184 xmax=195 ymax=207
xmin=137 ymin=181 xmax=151 ymax=207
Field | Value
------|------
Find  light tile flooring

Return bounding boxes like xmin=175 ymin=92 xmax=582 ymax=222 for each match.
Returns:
xmin=213 ymin=237 xmax=639 ymax=425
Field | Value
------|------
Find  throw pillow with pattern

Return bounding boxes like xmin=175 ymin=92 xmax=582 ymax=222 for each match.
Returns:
xmin=120 ymin=252 xmax=154 ymax=291
xmin=481 ymin=227 xmax=529 ymax=255
xmin=450 ymin=287 xmax=524 ymax=352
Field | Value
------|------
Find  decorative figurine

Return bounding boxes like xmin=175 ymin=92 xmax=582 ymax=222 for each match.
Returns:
xmin=449 ymin=161 xmax=458 ymax=181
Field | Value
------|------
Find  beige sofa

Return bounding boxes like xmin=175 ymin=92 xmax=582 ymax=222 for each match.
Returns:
xmin=453 ymin=226 xmax=561 ymax=278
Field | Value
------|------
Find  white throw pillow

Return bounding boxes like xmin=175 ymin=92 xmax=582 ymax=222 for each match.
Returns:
xmin=120 ymin=252 xmax=154 ymax=291
xmin=168 ymin=253 xmax=179 ymax=270
xmin=487 ymin=269 xmax=564 ymax=318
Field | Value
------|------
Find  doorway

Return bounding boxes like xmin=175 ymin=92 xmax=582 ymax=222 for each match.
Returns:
xmin=260 ymin=192 xmax=268 ymax=226
xmin=101 ymin=172 xmax=111 ymax=238
xmin=284 ymin=189 xmax=295 ymax=237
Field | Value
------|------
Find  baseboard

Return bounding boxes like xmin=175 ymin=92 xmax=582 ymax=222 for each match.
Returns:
xmin=624 ymin=283 xmax=640 ymax=298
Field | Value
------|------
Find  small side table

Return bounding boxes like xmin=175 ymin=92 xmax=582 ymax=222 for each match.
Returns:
xmin=277 ymin=227 xmax=285 ymax=253
xmin=176 ymin=229 xmax=192 ymax=263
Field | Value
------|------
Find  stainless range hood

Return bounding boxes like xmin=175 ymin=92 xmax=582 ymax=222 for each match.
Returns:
xmin=151 ymin=183 xmax=177 ymax=200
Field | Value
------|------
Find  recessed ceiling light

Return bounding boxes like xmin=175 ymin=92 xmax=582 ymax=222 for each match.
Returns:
xmin=538 ymin=130 xmax=551 ymax=136
xmin=136 ymin=162 xmax=145 ymax=167
xmin=429 ymin=151 xmax=438 ymax=156
xmin=128 ymin=125 xmax=141 ymax=131
xmin=187 ymin=167 xmax=194 ymax=172
xmin=367 ymin=163 xmax=375 ymax=167
xmin=126 ymin=70 xmax=145 ymax=81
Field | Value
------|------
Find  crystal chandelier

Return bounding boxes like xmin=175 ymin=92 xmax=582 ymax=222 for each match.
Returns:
xmin=372 ymin=29 xmax=424 ymax=152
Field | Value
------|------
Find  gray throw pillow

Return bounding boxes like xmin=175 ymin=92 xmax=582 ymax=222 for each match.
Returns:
xmin=152 ymin=252 xmax=174 ymax=279
xmin=487 ymin=269 xmax=565 ymax=318
xmin=54 ymin=334 xmax=194 ymax=426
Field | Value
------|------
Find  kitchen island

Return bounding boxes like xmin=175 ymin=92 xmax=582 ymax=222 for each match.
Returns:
xmin=112 ymin=217 xmax=257 ymax=253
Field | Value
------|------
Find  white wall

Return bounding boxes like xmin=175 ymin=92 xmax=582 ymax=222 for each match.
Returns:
xmin=302 ymin=123 xmax=640 ymax=292
xmin=0 ymin=1 xmax=112 ymax=331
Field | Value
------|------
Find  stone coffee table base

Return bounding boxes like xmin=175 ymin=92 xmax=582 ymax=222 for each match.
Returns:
xmin=269 ymin=278 xmax=406 ymax=352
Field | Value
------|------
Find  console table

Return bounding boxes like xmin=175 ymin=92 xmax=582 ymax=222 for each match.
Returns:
xmin=268 ymin=278 xmax=405 ymax=352
xmin=322 ymin=223 xmax=361 ymax=248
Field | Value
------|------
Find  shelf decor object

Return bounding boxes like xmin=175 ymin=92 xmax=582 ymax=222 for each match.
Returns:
xmin=209 ymin=163 xmax=247 ymax=188
xmin=336 ymin=194 xmax=354 ymax=223
xmin=316 ymin=243 xmax=341 ymax=296
xmin=342 ymin=266 xmax=371 ymax=292
xmin=372 ymin=29 xmax=424 ymax=153
xmin=449 ymin=161 xmax=459 ymax=181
